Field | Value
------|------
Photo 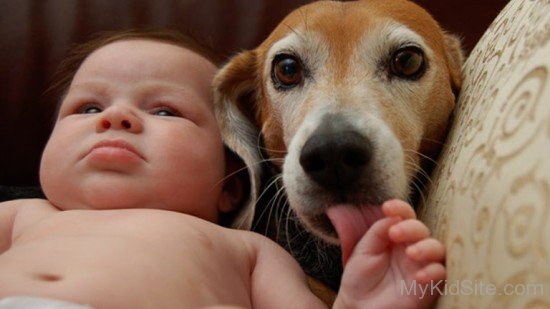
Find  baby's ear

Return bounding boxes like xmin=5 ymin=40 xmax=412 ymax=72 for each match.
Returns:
xmin=218 ymin=149 xmax=249 ymax=214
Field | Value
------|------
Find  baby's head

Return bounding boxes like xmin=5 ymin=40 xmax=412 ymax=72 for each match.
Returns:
xmin=40 ymin=30 xmax=242 ymax=223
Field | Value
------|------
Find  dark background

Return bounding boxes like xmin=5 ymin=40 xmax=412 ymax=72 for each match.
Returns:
xmin=0 ymin=0 xmax=509 ymax=186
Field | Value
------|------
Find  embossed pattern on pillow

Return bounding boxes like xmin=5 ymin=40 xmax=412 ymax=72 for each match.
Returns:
xmin=417 ymin=0 xmax=550 ymax=307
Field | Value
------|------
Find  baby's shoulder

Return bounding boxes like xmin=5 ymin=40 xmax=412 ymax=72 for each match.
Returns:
xmin=0 ymin=199 xmax=58 ymax=243
xmin=0 ymin=198 xmax=55 ymax=211
xmin=5 ymin=198 xmax=57 ymax=212
xmin=227 ymin=228 xmax=288 ymax=257
xmin=4 ymin=198 xmax=59 ymax=227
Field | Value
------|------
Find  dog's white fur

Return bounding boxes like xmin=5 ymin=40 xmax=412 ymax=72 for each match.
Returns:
xmin=214 ymin=0 xmax=463 ymax=244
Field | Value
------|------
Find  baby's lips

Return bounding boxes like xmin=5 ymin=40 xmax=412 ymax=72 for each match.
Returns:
xmin=325 ymin=204 xmax=384 ymax=266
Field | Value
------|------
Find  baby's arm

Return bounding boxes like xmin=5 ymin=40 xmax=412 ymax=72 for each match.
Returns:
xmin=248 ymin=234 xmax=328 ymax=309
xmin=334 ymin=200 xmax=445 ymax=309
xmin=0 ymin=200 xmax=24 ymax=253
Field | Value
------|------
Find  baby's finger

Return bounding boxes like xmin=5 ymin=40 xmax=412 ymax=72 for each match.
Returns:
xmin=406 ymin=238 xmax=446 ymax=263
xmin=353 ymin=217 xmax=401 ymax=257
xmin=415 ymin=263 xmax=446 ymax=285
xmin=388 ymin=219 xmax=430 ymax=243
xmin=382 ymin=199 xmax=416 ymax=220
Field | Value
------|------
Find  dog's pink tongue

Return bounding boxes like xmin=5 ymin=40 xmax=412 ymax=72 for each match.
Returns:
xmin=326 ymin=204 xmax=384 ymax=266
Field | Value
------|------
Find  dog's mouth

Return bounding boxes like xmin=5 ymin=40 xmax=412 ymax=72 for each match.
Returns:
xmin=291 ymin=182 xmax=393 ymax=244
xmin=303 ymin=204 xmax=385 ymax=245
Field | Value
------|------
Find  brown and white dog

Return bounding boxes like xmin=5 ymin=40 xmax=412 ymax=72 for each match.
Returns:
xmin=214 ymin=0 xmax=463 ymax=294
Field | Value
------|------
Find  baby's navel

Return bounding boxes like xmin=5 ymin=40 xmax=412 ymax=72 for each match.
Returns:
xmin=32 ymin=272 xmax=63 ymax=282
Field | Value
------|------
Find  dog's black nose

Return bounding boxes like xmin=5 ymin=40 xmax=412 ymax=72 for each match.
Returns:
xmin=299 ymin=130 xmax=373 ymax=189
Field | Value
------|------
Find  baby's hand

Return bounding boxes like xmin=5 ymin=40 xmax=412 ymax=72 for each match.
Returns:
xmin=334 ymin=200 xmax=445 ymax=309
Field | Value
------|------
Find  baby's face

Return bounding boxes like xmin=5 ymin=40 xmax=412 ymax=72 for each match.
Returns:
xmin=40 ymin=39 xmax=225 ymax=222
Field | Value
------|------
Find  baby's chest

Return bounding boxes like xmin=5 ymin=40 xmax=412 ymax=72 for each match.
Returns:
xmin=160 ymin=230 xmax=254 ymax=297
xmin=130 ymin=218 xmax=253 ymax=275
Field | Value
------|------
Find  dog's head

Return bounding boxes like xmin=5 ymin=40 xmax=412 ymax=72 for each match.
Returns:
xmin=214 ymin=0 xmax=463 ymax=242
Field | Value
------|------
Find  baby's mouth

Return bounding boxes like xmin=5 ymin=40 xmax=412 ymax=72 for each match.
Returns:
xmin=89 ymin=139 xmax=145 ymax=161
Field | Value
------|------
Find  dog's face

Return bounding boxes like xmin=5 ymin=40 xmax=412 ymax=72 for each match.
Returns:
xmin=215 ymin=0 xmax=463 ymax=243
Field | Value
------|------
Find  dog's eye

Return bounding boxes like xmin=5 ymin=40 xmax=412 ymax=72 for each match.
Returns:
xmin=271 ymin=54 xmax=303 ymax=89
xmin=390 ymin=47 xmax=425 ymax=79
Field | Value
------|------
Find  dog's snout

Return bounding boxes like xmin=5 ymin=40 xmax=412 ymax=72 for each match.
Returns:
xmin=299 ymin=130 xmax=372 ymax=189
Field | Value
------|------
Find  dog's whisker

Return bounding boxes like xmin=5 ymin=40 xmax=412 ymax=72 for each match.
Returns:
xmin=404 ymin=160 xmax=435 ymax=188
xmin=420 ymin=137 xmax=446 ymax=146
xmin=211 ymin=164 xmax=252 ymax=191
xmin=273 ymin=184 xmax=288 ymax=222
xmin=264 ymin=190 xmax=282 ymax=239
xmin=253 ymin=175 xmax=284 ymax=229
xmin=215 ymin=157 xmax=283 ymax=198
xmin=283 ymin=202 xmax=297 ymax=257
xmin=252 ymin=175 xmax=282 ymax=228
xmin=249 ymin=127 xmax=286 ymax=158
xmin=285 ymin=222 xmax=312 ymax=252
xmin=213 ymin=156 xmax=284 ymax=194
xmin=312 ymin=237 xmax=328 ymax=271
xmin=417 ymin=166 xmax=435 ymax=188
xmin=411 ymin=167 xmax=431 ymax=188
xmin=260 ymin=195 xmax=280 ymax=238
xmin=291 ymin=229 xmax=313 ymax=250
xmin=255 ymin=132 xmax=269 ymax=163
xmin=403 ymin=160 xmax=426 ymax=178
xmin=254 ymin=130 xmax=281 ymax=166
xmin=256 ymin=146 xmax=288 ymax=155
xmin=256 ymin=158 xmax=285 ymax=166
xmin=408 ymin=174 xmax=428 ymax=208
xmin=277 ymin=195 xmax=292 ymax=244
xmin=403 ymin=148 xmax=440 ymax=168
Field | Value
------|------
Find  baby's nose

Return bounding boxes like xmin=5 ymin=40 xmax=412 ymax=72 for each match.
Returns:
xmin=96 ymin=107 xmax=143 ymax=133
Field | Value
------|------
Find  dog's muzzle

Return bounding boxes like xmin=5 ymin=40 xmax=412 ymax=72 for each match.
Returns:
xmin=284 ymin=113 xmax=404 ymax=241
xmin=300 ymin=129 xmax=373 ymax=190
xmin=299 ymin=114 xmax=374 ymax=193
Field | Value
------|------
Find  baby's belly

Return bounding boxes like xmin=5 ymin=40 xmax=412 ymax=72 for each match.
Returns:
xmin=0 ymin=235 xmax=250 ymax=308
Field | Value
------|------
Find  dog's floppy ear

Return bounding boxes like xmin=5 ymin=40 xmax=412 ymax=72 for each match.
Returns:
xmin=443 ymin=32 xmax=465 ymax=95
xmin=213 ymin=50 xmax=262 ymax=230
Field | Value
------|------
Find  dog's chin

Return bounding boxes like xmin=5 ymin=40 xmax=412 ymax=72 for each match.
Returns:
xmin=300 ymin=212 xmax=340 ymax=244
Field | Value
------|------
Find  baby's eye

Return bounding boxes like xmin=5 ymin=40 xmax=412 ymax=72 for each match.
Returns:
xmin=78 ymin=105 xmax=102 ymax=114
xmin=152 ymin=107 xmax=179 ymax=117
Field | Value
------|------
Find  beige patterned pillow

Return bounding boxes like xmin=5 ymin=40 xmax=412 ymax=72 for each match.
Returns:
xmin=417 ymin=0 xmax=550 ymax=307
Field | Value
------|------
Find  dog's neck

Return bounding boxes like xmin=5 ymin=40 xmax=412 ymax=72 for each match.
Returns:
xmin=252 ymin=167 xmax=343 ymax=290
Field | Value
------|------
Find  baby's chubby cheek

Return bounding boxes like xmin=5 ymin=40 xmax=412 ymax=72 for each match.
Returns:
xmin=150 ymin=131 xmax=226 ymax=216
xmin=39 ymin=135 xmax=76 ymax=208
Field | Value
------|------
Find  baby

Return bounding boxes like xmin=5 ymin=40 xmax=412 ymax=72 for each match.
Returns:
xmin=0 ymin=30 xmax=445 ymax=308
